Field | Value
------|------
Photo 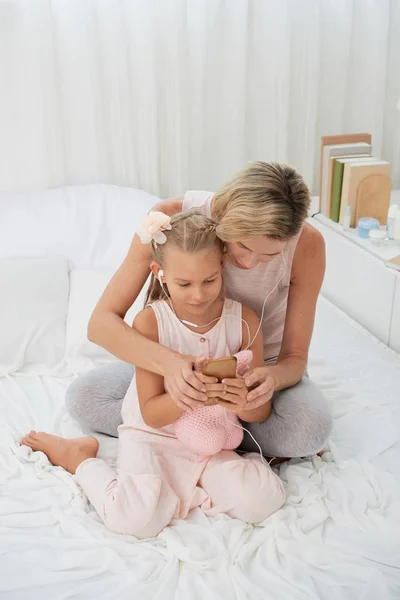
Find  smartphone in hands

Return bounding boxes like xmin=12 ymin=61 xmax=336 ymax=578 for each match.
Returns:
xmin=202 ymin=356 xmax=237 ymax=406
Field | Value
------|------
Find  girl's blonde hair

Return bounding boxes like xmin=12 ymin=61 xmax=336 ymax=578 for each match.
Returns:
xmin=212 ymin=161 xmax=310 ymax=242
xmin=145 ymin=212 xmax=224 ymax=305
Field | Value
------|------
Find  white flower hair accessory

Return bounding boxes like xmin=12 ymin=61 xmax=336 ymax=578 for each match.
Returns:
xmin=136 ymin=211 xmax=172 ymax=245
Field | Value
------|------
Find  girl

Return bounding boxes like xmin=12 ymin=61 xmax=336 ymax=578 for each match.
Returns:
xmin=21 ymin=213 xmax=286 ymax=538
xmin=66 ymin=161 xmax=332 ymax=460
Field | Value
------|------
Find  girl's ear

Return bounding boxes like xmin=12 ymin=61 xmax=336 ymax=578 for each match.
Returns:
xmin=221 ymin=251 xmax=228 ymax=269
xmin=150 ymin=261 xmax=163 ymax=281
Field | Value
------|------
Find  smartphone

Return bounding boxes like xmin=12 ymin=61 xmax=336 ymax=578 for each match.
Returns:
xmin=203 ymin=356 xmax=237 ymax=381
xmin=202 ymin=356 xmax=237 ymax=406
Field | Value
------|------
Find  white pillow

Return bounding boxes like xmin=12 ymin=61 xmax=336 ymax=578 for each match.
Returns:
xmin=65 ymin=269 xmax=150 ymax=371
xmin=0 ymin=184 xmax=159 ymax=270
xmin=0 ymin=257 xmax=69 ymax=375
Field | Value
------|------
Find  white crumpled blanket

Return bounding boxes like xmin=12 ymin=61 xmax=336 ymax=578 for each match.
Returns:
xmin=1 ymin=297 xmax=400 ymax=599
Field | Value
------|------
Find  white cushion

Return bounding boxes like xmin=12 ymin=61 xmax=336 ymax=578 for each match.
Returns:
xmin=0 ymin=257 xmax=69 ymax=375
xmin=65 ymin=269 xmax=149 ymax=371
xmin=0 ymin=184 xmax=159 ymax=270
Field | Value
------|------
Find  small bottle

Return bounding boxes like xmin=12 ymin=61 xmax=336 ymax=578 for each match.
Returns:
xmin=343 ymin=205 xmax=351 ymax=231
xmin=387 ymin=204 xmax=399 ymax=240
xmin=395 ymin=207 xmax=400 ymax=241
xmin=369 ymin=228 xmax=387 ymax=246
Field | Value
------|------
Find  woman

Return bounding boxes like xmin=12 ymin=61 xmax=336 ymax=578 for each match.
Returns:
xmin=66 ymin=161 xmax=332 ymax=459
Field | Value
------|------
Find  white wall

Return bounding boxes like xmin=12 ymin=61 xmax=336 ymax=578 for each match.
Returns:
xmin=1 ymin=0 xmax=399 ymax=197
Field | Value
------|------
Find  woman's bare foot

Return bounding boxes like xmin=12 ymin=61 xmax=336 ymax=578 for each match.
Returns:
xmin=20 ymin=431 xmax=99 ymax=474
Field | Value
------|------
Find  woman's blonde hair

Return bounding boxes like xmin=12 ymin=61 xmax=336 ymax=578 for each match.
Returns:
xmin=145 ymin=212 xmax=224 ymax=305
xmin=212 ymin=161 xmax=310 ymax=242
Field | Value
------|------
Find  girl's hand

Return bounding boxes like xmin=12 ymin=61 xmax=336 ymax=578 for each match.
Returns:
xmin=244 ymin=366 xmax=276 ymax=410
xmin=205 ymin=378 xmax=248 ymax=414
xmin=163 ymin=354 xmax=217 ymax=411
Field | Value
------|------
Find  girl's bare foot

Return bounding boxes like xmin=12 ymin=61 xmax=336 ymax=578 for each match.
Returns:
xmin=20 ymin=431 xmax=99 ymax=474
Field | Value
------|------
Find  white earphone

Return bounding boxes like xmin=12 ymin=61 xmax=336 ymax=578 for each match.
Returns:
xmin=155 ymin=256 xmax=288 ymax=467
xmin=155 ymin=251 xmax=287 ymax=350
xmin=157 ymin=268 xmax=231 ymax=331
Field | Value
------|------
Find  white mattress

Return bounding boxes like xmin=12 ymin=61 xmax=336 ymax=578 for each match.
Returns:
xmin=1 ymin=296 xmax=400 ymax=600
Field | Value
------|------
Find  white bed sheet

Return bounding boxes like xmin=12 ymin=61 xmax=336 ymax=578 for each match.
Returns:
xmin=1 ymin=296 xmax=400 ymax=600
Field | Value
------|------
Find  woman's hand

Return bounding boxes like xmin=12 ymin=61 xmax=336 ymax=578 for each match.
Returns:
xmin=205 ymin=377 xmax=248 ymax=414
xmin=244 ymin=366 xmax=276 ymax=410
xmin=163 ymin=354 xmax=217 ymax=411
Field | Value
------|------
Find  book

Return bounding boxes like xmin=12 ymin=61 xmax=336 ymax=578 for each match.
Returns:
xmin=326 ymin=157 xmax=336 ymax=218
xmin=329 ymin=155 xmax=375 ymax=221
xmin=330 ymin=161 xmax=345 ymax=222
xmin=340 ymin=161 xmax=391 ymax=227
xmin=320 ymin=143 xmax=372 ymax=216
xmin=356 ymin=174 xmax=392 ymax=225
xmin=319 ymin=133 xmax=372 ymax=211
xmin=330 ymin=156 xmax=377 ymax=223
xmin=385 ymin=255 xmax=400 ymax=272
xmin=326 ymin=154 xmax=374 ymax=218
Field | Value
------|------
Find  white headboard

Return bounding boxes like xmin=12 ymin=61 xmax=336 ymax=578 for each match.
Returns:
xmin=0 ymin=184 xmax=159 ymax=270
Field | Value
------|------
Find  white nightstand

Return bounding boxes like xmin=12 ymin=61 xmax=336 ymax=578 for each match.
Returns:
xmin=312 ymin=212 xmax=400 ymax=262
xmin=308 ymin=195 xmax=400 ymax=353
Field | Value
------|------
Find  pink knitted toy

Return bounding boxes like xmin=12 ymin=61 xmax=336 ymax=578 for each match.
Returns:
xmin=174 ymin=350 xmax=253 ymax=457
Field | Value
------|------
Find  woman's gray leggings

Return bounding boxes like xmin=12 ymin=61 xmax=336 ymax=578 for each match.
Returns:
xmin=65 ymin=361 xmax=333 ymax=458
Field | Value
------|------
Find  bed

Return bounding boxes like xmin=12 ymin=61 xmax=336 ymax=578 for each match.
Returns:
xmin=1 ymin=185 xmax=399 ymax=600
